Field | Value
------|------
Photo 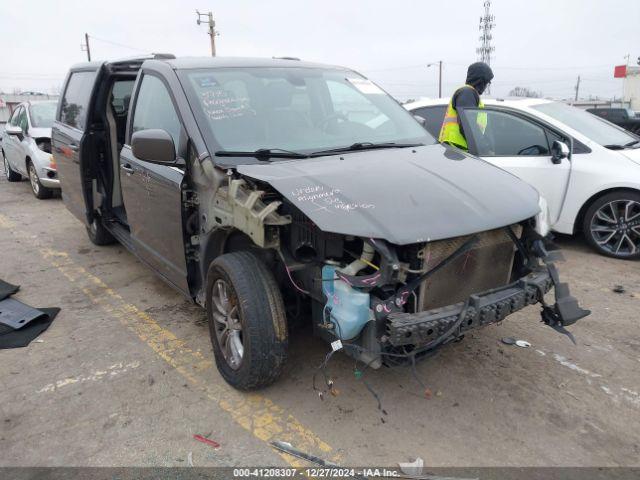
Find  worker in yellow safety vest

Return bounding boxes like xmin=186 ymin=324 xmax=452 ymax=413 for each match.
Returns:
xmin=439 ymin=62 xmax=494 ymax=150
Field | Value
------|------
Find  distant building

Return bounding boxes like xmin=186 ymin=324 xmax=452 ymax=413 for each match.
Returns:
xmin=614 ymin=65 xmax=640 ymax=111
xmin=0 ymin=93 xmax=59 ymax=125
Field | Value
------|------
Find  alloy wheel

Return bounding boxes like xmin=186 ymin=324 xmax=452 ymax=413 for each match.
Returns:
xmin=211 ymin=279 xmax=244 ymax=370
xmin=3 ymin=156 xmax=9 ymax=180
xmin=590 ymin=200 xmax=640 ymax=257
xmin=28 ymin=164 xmax=40 ymax=195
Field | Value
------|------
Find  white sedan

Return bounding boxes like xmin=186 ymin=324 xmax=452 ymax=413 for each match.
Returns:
xmin=1 ymin=100 xmax=59 ymax=199
xmin=405 ymin=97 xmax=640 ymax=259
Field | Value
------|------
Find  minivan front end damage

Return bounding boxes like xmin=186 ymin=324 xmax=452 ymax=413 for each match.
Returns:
xmin=196 ymin=167 xmax=589 ymax=371
xmin=302 ymin=224 xmax=588 ymax=368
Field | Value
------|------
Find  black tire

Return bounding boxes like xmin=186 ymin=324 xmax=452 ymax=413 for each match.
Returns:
xmin=583 ymin=191 xmax=640 ymax=260
xmin=85 ymin=215 xmax=116 ymax=246
xmin=3 ymin=152 xmax=22 ymax=182
xmin=27 ymin=160 xmax=52 ymax=199
xmin=206 ymin=251 xmax=288 ymax=390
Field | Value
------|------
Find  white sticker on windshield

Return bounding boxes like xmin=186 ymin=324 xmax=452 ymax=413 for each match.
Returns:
xmin=346 ymin=78 xmax=385 ymax=95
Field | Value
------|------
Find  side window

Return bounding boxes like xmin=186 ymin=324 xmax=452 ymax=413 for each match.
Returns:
xmin=610 ymin=109 xmax=626 ymax=122
xmin=17 ymin=108 xmax=28 ymax=132
xmin=60 ymin=71 xmax=97 ymax=130
xmin=111 ymin=80 xmax=135 ymax=114
xmin=462 ymin=109 xmax=550 ymax=156
xmin=131 ymin=75 xmax=181 ymax=151
xmin=589 ymin=109 xmax=607 ymax=119
xmin=412 ymin=106 xmax=446 ymax=138
xmin=9 ymin=106 xmax=22 ymax=126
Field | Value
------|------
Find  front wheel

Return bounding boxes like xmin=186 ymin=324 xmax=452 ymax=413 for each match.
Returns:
xmin=3 ymin=153 xmax=21 ymax=182
xmin=28 ymin=161 xmax=52 ymax=199
xmin=206 ymin=251 xmax=288 ymax=390
xmin=583 ymin=191 xmax=640 ymax=259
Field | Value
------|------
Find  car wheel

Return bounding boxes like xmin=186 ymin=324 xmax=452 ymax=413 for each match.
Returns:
xmin=85 ymin=215 xmax=116 ymax=246
xmin=583 ymin=191 xmax=640 ymax=259
xmin=206 ymin=251 xmax=288 ymax=390
xmin=3 ymin=153 xmax=22 ymax=182
xmin=27 ymin=161 xmax=52 ymax=199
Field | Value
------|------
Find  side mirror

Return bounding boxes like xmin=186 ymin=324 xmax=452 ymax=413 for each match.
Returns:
xmin=131 ymin=129 xmax=176 ymax=164
xmin=413 ymin=114 xmax=426 ymax=127
xmin=551 ymin=140 xmax=570 ymax=164
xmin=5 ymin=124 xmax=24 ymax=140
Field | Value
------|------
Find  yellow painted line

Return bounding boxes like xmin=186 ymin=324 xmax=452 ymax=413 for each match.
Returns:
xmin=0 ymin=213 xmax=337 ymax=466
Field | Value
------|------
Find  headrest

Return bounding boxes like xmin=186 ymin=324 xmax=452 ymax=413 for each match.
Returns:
xmin=264 ymin=81 xmax=294 ymax=109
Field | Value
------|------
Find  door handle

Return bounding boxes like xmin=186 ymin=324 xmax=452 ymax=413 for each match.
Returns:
xmin=68 ymin=144 xmax=79 ymax=152
xmin=121 ymin=164 xmax=134 ymax=174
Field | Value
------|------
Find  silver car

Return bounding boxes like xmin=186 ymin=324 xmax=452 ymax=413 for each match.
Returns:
xmin=2 ymin=100 xmax=59 ymax=198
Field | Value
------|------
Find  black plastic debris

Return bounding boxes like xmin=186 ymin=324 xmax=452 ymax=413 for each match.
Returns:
xmin=0 ymin=298 xmax=45 ymax=329
xmin=613 ymin=285 xmax=626 ymax=294
xmin=0 ymin=279 xmax=60 ymax=349
xmin=0 ymin=279 xmax=20 ymax=301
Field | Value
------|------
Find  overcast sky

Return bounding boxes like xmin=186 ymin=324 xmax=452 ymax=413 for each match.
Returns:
xmin=1 ymin=0 xmax=638 ymax=101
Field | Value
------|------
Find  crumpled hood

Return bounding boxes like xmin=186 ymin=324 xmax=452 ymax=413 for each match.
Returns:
xmin=237 ymin=144 xmax=540 ymax=245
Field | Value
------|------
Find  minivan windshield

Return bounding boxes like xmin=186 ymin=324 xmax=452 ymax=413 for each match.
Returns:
xmin=532 ymin=101 xmax=638 ymax=148
xmin=179 ymin=67 xmax=433 ymax=161
xmin=29 ymin=101 xmax=57 ymax=128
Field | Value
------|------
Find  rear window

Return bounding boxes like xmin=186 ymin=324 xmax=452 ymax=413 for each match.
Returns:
xmin=59 ymin=71 xmax=97 ymax=130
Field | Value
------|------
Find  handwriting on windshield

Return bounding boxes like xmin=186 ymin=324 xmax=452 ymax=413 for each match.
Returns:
xmin=200 ymin=89 xmax=252 ymax=121
xmin=291 ymin=185 xmax=375 ymax=213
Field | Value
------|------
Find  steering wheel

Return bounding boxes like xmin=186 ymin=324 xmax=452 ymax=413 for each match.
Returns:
xmin=319 ymin=113 xmax=349 ymax=132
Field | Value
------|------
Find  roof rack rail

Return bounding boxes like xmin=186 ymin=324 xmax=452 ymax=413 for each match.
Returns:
xmin=272 ymin=56 xmax=300 ymax=61
xmin=151 ymin=53 xmax=176 ymax=59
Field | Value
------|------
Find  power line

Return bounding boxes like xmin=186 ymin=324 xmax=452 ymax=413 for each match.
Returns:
xmin=88 ymin=35 xmax=147 ymax=52
xmin=361 ymin=62 xmax=613 ymax=74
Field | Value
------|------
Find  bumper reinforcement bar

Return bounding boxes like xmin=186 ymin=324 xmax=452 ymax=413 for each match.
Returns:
xmin=386 ymin=269 xmax=554 ymax=348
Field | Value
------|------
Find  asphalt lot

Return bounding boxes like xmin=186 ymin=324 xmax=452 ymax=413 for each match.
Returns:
xmin=1 ymin=168 xmax=640 ymax=468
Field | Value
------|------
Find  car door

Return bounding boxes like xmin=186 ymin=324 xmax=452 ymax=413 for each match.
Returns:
xmin=458 ymin=107 xmax=571 ymax=226
xmin=119 ymin=73 xmax=189 ymax=294
xmin=3 ymin=106 xmax=23 ymax=172
xmin=14 ymin=106 xmax=31 ymax=175
xmin=52 ymin=69 xmax=98 ymax=223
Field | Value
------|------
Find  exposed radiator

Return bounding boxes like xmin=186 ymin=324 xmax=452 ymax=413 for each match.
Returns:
xmin=416 ymin=225 xmax=521 ymax=311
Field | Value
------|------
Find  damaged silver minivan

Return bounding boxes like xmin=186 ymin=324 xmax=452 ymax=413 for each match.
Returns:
xmin=52 ymin=56 xmax=588 ymax=389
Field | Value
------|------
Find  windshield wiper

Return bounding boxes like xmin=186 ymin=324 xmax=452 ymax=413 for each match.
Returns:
xmin=215 ymin=148 xmax=309 ymax=160
xmin=603 ymin=139 xmax=640 ymax=150
xmin=310 ymin=142 xmax=424 ymax=157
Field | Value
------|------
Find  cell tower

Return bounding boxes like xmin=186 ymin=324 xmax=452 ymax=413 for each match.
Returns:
xmin=477 ymin=1 xmax=495 ymax=65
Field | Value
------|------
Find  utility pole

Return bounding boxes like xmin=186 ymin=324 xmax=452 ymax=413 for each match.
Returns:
xmin=477 ymin=1 xmax=495 ymax=94
xmin=574 ymin=75 xmax=581 ymax=102
xmin=427 ymin=61 xmax=443 ymax=98
xmin=81 ymin=33 xmax=91 ymax=61
xmin=196 ymin=10 xmax=218 ymax=57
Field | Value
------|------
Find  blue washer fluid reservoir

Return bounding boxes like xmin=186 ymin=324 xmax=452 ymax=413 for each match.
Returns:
xmin=322 ymin=265 xmax=371 ymax=340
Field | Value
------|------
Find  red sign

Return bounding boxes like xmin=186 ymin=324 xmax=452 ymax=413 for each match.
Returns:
xmin=614 ymin=65 xmax=627 ymax=78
